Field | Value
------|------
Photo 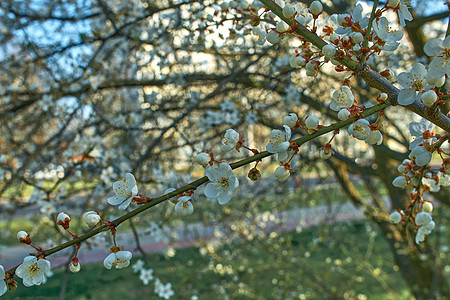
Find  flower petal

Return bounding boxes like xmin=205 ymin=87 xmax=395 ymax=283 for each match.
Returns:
xmin=204 ymin=182 xmax=219 ymax=199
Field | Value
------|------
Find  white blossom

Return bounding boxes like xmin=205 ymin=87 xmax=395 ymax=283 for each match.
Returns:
xmin=348 ymin=119 xmax=371 ymax=141
xmin=274 ymin=166 xmax=290 ymax=181
xmin=397 ymin=63 xmax=432 ymax=105
xmin=389 ymin=211 xmax=402 ymax=224
xmin=204 ymin=163 xmax=239 ymax=205
xmin=174 ymin=196 xmax=194 ymax=215
xmin=103 ymin=251 xmax=132 ymax=269
xmin=16 ymin=256 xmax=51 ymax=287
xmin=220 ymin=129 xmax=240 ymax=152
xmin=0 ymin=265 xmax=6 ymax=296
xmin=424 ymin=35 xmax=450 ymax=79
xmin=107 ymin=173 xmax=138 ymax=210
xmin=266 ymin=125 xmax=291 ymax=161
xmin=409 ymin=145 xmax=432 ymax=166
xmin=139 ymin=268 xmax=154 ymax=285
xmin=331 ymin=86 xmax=354 ymax=111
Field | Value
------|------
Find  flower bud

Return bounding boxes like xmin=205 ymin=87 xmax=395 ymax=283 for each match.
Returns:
xmin=309 ymin=1 xmax=323 ymax=15
xmin=276 ymin=21 xmax=290 ymax=33
xmin=392 ymin=176 xmax=407 ymax=188
xmin=397 ymin=159 xmax=411 ymax=173
xmin=330 ymin=33 xmax=339 ymax=42
xmin=305 ymin=116 xmax=319 ymax=130
xmin=196 ymin=152 xmax=211 ymax=167
xmin=322 ymin=44 xmax=336 ymax=58
xmin=415 ymin=211 xmax=432 ymax=226
xmin=420 ymin=90 xmax=437 ymax=107
xmin=351 ymin=32 xmax=364 ymax=44
xmin=379 ymin=93 xmax=388 ymax=101
xmin=84 ymin=211 xmax=101 ymax=227
xmin=387 ymin=0 xmax=400 ymax=8
xmin=319 ymin=145 xmax=332 ymax=159
xmin=337 ymin=109 xmax=350 ymax=121
xmin=283 ymin=113 xmax=298 ymax=128
xmin=422 ymin=201 xmax=433 ymax=213
xmin=282 ymin=4 xmax=296 ymax=19
xmin=57 ymin=212 xmax=71 ymax=229
xmin=267 ymin=30 xmax=281 ymax=44
xmin=17 ymin=231 xmax=30 ymax=244
xmin=70 ymin=257 xmax=81 ymax=273
xmin=274 ymin=166 xmax=290 ymax=182
xmin=389 ymin=211 xmax=402 ymax=224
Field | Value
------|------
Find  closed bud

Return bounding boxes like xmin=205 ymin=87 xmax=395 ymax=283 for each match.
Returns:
xmin=305 ymin=115 xmax=319 ymax=130
xmin=337 ymin=109 xmax=350 ymax=121
xmin=276 ymin=21 xmax=290 ymax=32
xmin=84 ymin=211 xmax=101 ymax=227
xmin=389 ymin=211 xmax=402 ymax=224
xmin=196 ymin=152 xmax=211 ymax=167
xmin=282 ymin=5 xmax=296 ymax=19
xmin=309 ymin=1 xmax=323 ymax=15
xmin=274 ymin=166 xmax=290 ymax=182
xmin=422 ymin=201 xmax=433 ymax=213
xmin=420 ymin=90 xmax=437 ymax=107
xmin=69 ymin=259 xmax=81 ymax=273
xmin=351 ymin=32 xmax=364 ymax=44
xmin=392 ymin=176 xmax=407 ymax=188
xmin=322 ymin=44 xmax=337 ymax=58
xmin=17 ymin=231 xmax=31 ymax=244
xmin=57 ymin=212 xmax=71 ymax=229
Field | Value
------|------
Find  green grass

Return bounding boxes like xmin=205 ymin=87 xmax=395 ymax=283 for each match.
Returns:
xmin=2 ymin=220 xmax=414 ymax=300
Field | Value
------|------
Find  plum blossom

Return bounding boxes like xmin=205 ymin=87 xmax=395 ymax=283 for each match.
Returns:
xmin=335 ymin=4 xmax=369 ymax=36
xmin=132 ymin=259 xmax=145 ymax=273
xmin=274 ymin=166 xmax=290 ymax=182
xmin=424 ymin=35 xmax=450 ymax=79
xmin=204 ymin=163 xmax=239 ymax=205
xmin=366 ymin=130 xmax=383 ymax=145
xmin=389 ymin=211 xmax=402 ymax=224
xmin=372 ymin=17 xmax=403 ymax=51
xmin=174 ymin=196 xmax=194 ymax=215
xmin=266 ymin=125 xmax=291 ymax=161
xmin=84 ymin=211 xmax=101 ymax=227
xmin=103 ymin=250 xmax=132 ymax=269
xmin=283 ymin=113 xmax=298 ymax=128
xmin=348 ymin=119 xmax=371 ymax=141
xmin=331 ymin=86 xmax=354 ymax=111
xmin=397 ymin=63 xmax=432 ymax=105
xmin=409 ymin=145 xmax=432 ymax=166
xmin=16 ymin=256 xmax=51 ymax=287
xmin=415 ymin=211 xmax=435 ymax=244
xmin=220 ymin=129 xmax=239 ymax=152
xmin=195 ymin=152 xmax=211 ymax=167
xmin=139 ymin=268 xmax=154 ymax=285
xmin=409 ymin=118 xmax=435 ymax=150
xmin=107 ymin=173 xmax=138 ymax=210
xmin=0 ymin=265 xmax=6 ymax=296
xmin=158 ymin=282 xmax=175 ymax=299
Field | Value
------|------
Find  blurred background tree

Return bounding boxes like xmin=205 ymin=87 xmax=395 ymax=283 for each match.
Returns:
xmin=0 ymin=0 xmax=449 ymax=299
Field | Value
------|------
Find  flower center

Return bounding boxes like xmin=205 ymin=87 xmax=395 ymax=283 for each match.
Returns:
xmin=220 ymin=178 xmax=229 ymax=189
xmin=412 ymin=79 xmax=424 ymax=91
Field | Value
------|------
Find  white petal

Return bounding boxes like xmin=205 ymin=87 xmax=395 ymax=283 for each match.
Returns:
xmin=204 ymin=182 xmax=219 ymax=198
xmin=205 ymin=166 xmax=219 ymax=181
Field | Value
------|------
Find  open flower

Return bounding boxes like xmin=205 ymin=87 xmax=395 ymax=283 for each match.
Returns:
xmin=373 ymin=17 xmax=403 ymax=51
xmin=220 ymin=129 xmax=239 ymax=152
xmin=424 ymin=35 xmax=450 ymax=79
xmin=397 ymin=63 xmax=432 ymax=105
xmin=266 ymin=125 xmax=291 ymax=161
xmin=348 ymin=119 xmax=371 ymax=141
xmin=15 ymin=256 xmax=51 ymax=287
xmin=0 ymin=265 xmax=7 ymax=296
xmin=107 ymin=173 xmax=138 ymax=210
xmin=397 ymin=0 xmax=413 ymax=26
xmin=174 ymin=196 xmax=194 ymax=215
xmin=409 ymin=118 xmax=435 ymax=150
xmin=104 ymin=250 xmax=132 ymax=269
xmin=139 ymin=268 xmax=154 ymax=285
xmin=331 ymin=86 xmax=354 ymax=111
xmin=409 ymin=145 xmax=432 ymax=166
xmin=204 ymin=163 xmax=239 ymax=205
